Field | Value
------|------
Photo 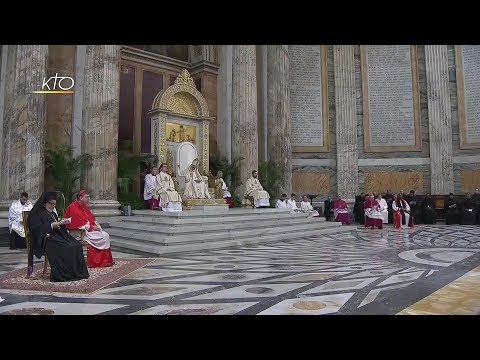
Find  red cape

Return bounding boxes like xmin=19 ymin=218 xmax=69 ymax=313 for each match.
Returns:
xmin=64 ymin=200 xmax=96 ymax=232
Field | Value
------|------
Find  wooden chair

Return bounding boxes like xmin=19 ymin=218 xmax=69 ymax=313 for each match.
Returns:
xmin=23 ymin=212 xmax=89 ymax=279
xmin=243 ymin=194 xmax=255 ymax=208
xmin=70 ymin=229 xmax=89 ymax=256
xmin=23 ymin=211 xmax=49 ymax=279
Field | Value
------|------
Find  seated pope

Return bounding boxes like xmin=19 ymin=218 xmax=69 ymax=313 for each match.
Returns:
xmin=184 ymin=158 xmax=211 ymax=199
xmin=244 ymin=170 xmax=270 ymax=207
xmin=64 ymin=190 xmax=115 ymax=268
xmin=154 ymin=163 xmax=182 ymax=212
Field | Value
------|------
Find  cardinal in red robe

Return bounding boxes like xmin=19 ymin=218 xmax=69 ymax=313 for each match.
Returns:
xmin=64 ymin=190 xmax=114 ymax=268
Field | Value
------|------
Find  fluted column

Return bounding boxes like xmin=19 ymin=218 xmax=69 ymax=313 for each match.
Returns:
xmin=334 ymin=45 xmax=358 ymax=206
xmin=267 ymin=45 xmax=291 ymax=195
xmin=217 ymin=45 xmax=232 ymax=162
xmin=232 ymin=45 xmax=258 ymax=195
xmin=1 ymin=45 xmax=48 ymax=204
xmin=425 ymin=45 xmax=454 ymax=194
xmin=82 ymin=45 xmax=121 ymax=216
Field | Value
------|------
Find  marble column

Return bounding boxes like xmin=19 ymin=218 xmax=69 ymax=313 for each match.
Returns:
xmin=425 ymin=45 xmax=454 ymax=194
xmin=0 ymin=45 xmax=48 ymax=212
xmin=256 ymin=45 xmax=268 ymax=162
xmin=216 ymin=45 xmax=232 ymax=162
xmin=267 ymin=45 xmax=291 ymax=195
xmin=334 ymin=45 xmax=358 ymax=210
xmin=231 ymin=45 xmax=258 ymax=195
xmin=82 ymin=45 xmax=122 ymax=216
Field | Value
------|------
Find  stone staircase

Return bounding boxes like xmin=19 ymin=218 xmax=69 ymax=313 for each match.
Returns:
xmin=108 ymin=208 xmax=351 ymax=256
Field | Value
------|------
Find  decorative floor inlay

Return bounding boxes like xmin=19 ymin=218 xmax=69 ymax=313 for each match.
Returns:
xmin=1 ymin=225 xmax=480 ymax=314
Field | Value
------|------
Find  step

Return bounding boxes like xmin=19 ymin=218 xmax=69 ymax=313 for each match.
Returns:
xmin=107 ymin=221 xmax=343 ymax=246
xmin=110 ymin=225 xmax=352 ymax=256
xmin=109 ymin=216 xmax=326 ymax=234
xmin=123 ymin=210 xmax=308 ymax=225
xmin=133 ymin=208 xmax=295 ymax=217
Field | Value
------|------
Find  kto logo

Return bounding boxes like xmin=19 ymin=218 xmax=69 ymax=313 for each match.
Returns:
xmin=32 ymin=73 xmax=75 ymax=94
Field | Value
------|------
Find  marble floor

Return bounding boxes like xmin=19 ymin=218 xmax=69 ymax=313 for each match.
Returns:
xmin=1 ymin=224 xmax=480 ymax=315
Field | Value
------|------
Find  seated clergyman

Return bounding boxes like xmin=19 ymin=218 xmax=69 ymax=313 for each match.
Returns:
xmin=215 ymin=171 xmax=233 ymax=208
xmin=184 ymin=159 xmax=211 ymax=200
xmin=244 ymin=170 xmax=270 ymax=208
xmin=276 ymin=194 xmax=288 ymax=209
xmin=64 ymin=190 xmax=115 ymax=268
xmin=155 ymin=163 xmax=183 ymax=212
xmin=299 ymin=195 xmax=320 ymax=217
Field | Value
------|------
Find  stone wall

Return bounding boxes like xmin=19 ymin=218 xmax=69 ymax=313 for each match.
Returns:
xmin=292 ymin=45 xmax=337 ymax=200
xmin=354 ymin=45 xmax=431 ymax=194
xmin=449 ymin=45 xmax=480 ymax=193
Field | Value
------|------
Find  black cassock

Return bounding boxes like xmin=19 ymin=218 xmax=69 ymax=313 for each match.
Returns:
xmin=444 ymin=197 xmax=458 ymax=225
xmin=353 ymin=196 xmax=365 ymax=224
xmin=422 ymin=197 xmax=436 ymax=224
xmin=406 ymin=194 xmax=422 ymax=224
xmin=460 ymin=198 xmax=477 ymax=225
xmin=473 ymin=193 xmax=480 ymax=224
xmin=27 ymin=208 xmax=89 ymax=282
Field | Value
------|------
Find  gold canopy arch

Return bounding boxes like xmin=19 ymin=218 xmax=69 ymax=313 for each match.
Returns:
xmin=149 ymin=69 xmax=212 ymax=176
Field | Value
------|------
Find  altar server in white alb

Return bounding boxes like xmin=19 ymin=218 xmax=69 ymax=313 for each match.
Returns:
xmin=8 ymin=192 xmax=33 ymax=249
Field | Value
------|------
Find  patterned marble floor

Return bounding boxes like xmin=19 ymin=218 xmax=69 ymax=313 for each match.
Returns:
xmin=1 ymin=224 xmax=480 ymax=315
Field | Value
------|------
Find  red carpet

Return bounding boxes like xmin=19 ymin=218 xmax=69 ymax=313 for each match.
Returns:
xmin=0 ymin=258 xmax=155 ymax=294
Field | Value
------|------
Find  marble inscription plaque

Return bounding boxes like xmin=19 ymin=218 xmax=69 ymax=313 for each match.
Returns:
xmin=361 ymin=45 xmax=421 ymax=152
xmin=289 ymin=45 xmax=328 ymax=152
xmin=456 ymin=45 xmax=480 ymax=149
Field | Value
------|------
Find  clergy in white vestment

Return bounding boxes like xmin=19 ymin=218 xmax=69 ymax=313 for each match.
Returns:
xmin=276 ymin=194 xmax=288 ymax=209
xmin=184 ymin=159 xmax=211 ymax=200
xmin=155 ymin=163 xmax=183 ymax=212
xmin=215 ymin=171 xmax=233 ymax=208
xmin=377 ymin=194 xmax=389 ymax=224
xmin=8 ymin=192 xmax=33 ymax=249
xmin=287 ymin=193 xmax=299 ymax=212
xmin=244 ymin=170 xmax=270 ymax=207
xmin=300 ymin=195 xmax=320 ymax=217
xmin=144 ymin=166 xmax=160 ymax=209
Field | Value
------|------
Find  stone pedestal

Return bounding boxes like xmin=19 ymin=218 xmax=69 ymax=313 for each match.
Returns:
xmin=425 ymin=45 xmax=454 ymax=194
xmin=182 ymin=198 xmax=228 ymax=210
xmin=0 ymin=45 xmax=48 ymax=216
xmin=267 ymin=45 xmax=291 ymax=195
xmin=334 ymin=45 xmax=358 ymax=199
xmin=231 ymin=45 xmax=258 ymax=195
xmin=82 ymin=45 xmax=121 ymax=216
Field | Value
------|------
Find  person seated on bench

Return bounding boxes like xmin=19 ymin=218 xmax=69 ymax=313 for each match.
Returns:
xmin=64 ymin=190 xmax=114 ymax=268
xmin=460 ymin=192 xmax=477 ymax=225
xmin=422 ymin=193 xmax=436 ymax=224
xmin=445 ymin=193 xmax=458 ymax=225
xmin=376 ymin=194 xmax=388 ymax=224
xmin=276 ymin=194 xmax=288 ymax=209
xmin=300 ymin=195 xmax=320 ymax=217
xmin=333 ymin=197 xmax=351 ymax=225
xmin=364 ymin=194 xmax=383 ymax=229
xmin=392 ymin=193 xmax=413 ymax=228
xmin=287 ymin=193 xmax=299 ymax=212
